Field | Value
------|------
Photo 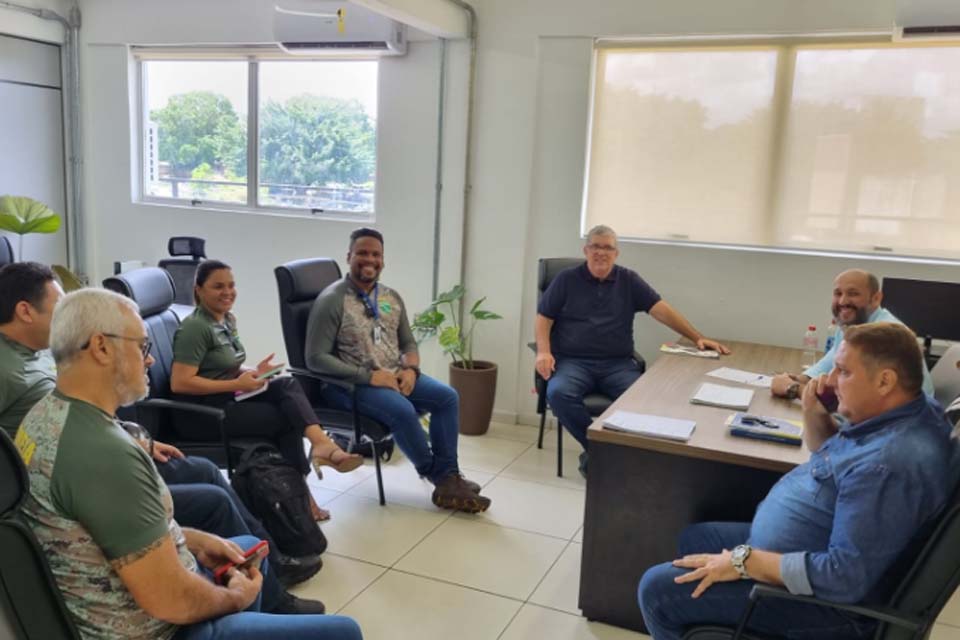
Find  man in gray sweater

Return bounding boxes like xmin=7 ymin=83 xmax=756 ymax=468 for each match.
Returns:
xmin=305 ymin=228 xmax=490 ymax=513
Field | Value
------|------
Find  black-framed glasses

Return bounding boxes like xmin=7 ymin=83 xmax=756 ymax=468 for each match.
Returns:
xmin=82 ymin=333 xmax=153 ymax=359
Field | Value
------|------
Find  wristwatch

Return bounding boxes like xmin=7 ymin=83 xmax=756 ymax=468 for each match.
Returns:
xmin=731 ymin=544 xmax=752 ymax=579
xmin=785 ymin=382 xmax=801 ymax=400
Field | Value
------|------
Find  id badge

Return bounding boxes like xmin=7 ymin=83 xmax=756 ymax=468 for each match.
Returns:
xmin=373 ymin=324 xmax=383 ymax=345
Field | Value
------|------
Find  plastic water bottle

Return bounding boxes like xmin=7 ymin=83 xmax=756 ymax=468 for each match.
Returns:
xmin=823 ymin=319 xmax=838 ymax=354
xmin=802 ymin=325 xmax=818 ymax=367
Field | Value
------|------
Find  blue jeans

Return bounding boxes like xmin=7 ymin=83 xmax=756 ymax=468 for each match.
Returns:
xmin=175 ymin=536 xmax=362 ymax=640
xmin=546 ymin=356 xmax=642 ymax=449
xmin=159 ymin=457 xmax=285 ymax=613
xmin=638 ymin=522 xmax=875 ymax=640
xmin=322 ymin=373 xmax=459 ymax=484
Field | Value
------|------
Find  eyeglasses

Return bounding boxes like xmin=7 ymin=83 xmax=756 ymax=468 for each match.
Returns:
xmin=82 ymin=333 xmax=153 ymax=359
xmin=586 ymin=243 xmax=617 ymax=253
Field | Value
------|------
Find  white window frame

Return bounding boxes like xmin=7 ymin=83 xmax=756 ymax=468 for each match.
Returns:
xmin=134 ymin=47 xmax=379 ymax=221
xmin=581 ymin=34 xmax=960 ymax=265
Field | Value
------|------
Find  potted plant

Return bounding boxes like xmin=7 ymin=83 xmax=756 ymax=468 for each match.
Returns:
xmin=412 ymin=285 xmax=502 ymax=435
xmin=0 ymin=196 xmax=61 ymax=261
xmin=0 ymin=196 xmax=84 ymax=291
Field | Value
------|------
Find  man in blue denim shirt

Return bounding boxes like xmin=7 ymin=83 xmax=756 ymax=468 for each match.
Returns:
xmin=639 ymin=323 xmax=958 ymax=639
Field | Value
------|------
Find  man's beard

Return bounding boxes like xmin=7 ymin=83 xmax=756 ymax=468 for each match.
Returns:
xmin=832 ymin=303 xmax=870 ymax=328
xmin=115 ymin=361 xmax=150 ymax=406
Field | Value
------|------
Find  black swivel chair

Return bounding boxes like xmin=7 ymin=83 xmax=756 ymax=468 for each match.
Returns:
xmin=103 ymin=267 xmax=268 ymax=474
xmin=0 ymin=429 xmax=81 ymax=640
xmin=158 ymin=236 xmax=206 ymax=320
xmin=531 ymin=257 xmax=645 ymax=477
xmin=275 ymin=258 xmax=393 ymax=506
xmin=0 ymin=236 xmax=14 ymax=267
xmin=682 ymin=482 xmax=960 ymax=640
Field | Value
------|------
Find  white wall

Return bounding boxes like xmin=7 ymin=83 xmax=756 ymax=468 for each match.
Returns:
xmin=78 ymin=0 xmax=468 ymax=367
xmin=462 ymin=0 xmax=960 ymax=423
xmin=0 ymin=0 xmax=71 ymax=43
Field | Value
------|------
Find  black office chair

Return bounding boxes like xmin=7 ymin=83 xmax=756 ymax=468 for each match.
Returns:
xmin=682 ymin=482 xmax=960 ymax=640
xmin=103 ymin=267 xmax=267 ymax=474
xmin=275 ymin=258 xmax=393 ymax=506
xmin=530 ymin=257 xmax=645 ymax=477
xmin=158 ymin=236 xmax=206 ymax=320
xmin=0 ymin=429 xmax=81 ymax=639
xmin=0 ymin=236 xmax=14 ymax=267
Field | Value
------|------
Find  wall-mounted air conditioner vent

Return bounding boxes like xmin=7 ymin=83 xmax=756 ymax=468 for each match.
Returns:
xmin=274 ymin=2 xmax=407 ymax=56
xmin=894 ymin=24 xmax=960 ymax=42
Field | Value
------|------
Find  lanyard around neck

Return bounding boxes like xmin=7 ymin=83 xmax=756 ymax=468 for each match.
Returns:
xmin=359 ymin=284 xmax=380 ymax=321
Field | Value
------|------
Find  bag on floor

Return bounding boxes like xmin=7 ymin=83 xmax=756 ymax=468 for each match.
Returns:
xmin=230 ymin=444 xmax=327 ymax=557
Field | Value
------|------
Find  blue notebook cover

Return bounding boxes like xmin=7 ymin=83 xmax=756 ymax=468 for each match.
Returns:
xmin=726 ymin=412 xmax=803 ymax=447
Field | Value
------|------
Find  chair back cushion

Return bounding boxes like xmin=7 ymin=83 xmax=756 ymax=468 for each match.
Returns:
xmin=0 ymin=236 xmax=13 ymax=267
xmin=537 ymin=257 xmax=584 ymax=298
xmin=931 ymin=344 xmax=960 ymax=408
xmin=275 ymin=259 xmax=342 ymax=369
xmin=102 ymin=268 xmax=181 ymax=400
xmin=879 ymin=482 xmax=960 ymax=639
xmin=157 ymin=260 xmax=201 ymax=306
xmin=0 ymin=430 xmax=80 ymax=639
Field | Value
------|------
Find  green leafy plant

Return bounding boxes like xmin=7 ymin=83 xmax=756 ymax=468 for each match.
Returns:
xmin=0 ymin=196 xmax=61 ymax=260
xmin=412 ymin=285 xmax=502 ymax=369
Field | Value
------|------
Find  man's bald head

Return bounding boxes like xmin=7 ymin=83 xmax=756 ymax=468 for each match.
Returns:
xmin=832 ymin=269 xmax=883 ymax=327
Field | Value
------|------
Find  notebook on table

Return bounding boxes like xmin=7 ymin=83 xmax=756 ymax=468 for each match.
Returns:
xmin=690 ymin=382 xmax=754 ymax=410
xmin=602 ymin=410 xmax=696 ymax=442
xmin=726 ymin=412 xmax=803 ymax=447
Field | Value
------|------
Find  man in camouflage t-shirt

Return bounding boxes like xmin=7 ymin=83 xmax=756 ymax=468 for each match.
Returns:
xmin=305 ymin=228 xmax=491 ymax=513
xmin=17 ymin=288 xmax=361 ymax=640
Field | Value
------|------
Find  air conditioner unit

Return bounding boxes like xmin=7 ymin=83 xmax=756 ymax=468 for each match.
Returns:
xmin=893 ymin=24 xmax=960 ymax=42
xmin=274 ymin=2 xmax=407 ymax=56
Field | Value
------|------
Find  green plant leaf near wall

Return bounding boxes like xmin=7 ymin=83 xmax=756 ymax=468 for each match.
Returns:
xmin=0 ymin=196 xmax=61 ymax=235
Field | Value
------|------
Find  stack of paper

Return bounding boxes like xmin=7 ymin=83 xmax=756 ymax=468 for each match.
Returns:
xmin=660 ymin=343 xmax=720 ymax=359
xmin=690 ymin=382 xmax=754 ymax=410
xmin=706 ymin=367 xmax=772 ymax=388
xmin=602 ymin=410 xmax=696 ymax=442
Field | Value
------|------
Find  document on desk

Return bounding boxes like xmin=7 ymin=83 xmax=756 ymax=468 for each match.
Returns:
xmin=602 ymin=410 xmax=696 ymax=442
xmin=690 ymin=382 xmax=754 ymax=410
xmin=660 ymin=343 xmax=720 ymax=359
xmin=706 ymin=367 xmax=773 ymax=388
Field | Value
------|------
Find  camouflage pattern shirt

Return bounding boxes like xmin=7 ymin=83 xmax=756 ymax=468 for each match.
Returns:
xmin=15 ymin=391 xmax=197 ymax=640
xmin=305 ymin=277 xmax=417 ymax=384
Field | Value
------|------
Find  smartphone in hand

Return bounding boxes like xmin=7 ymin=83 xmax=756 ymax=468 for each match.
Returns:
xmin=816 ymin=386 xmax=839 ymax=413
xmin=213 ymin=540 xmax=269 ymax=585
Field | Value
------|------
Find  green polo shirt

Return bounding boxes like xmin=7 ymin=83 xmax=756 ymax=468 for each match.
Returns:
xmin=0 ymin=332 xmax=56 ymax=437
xmin=17 ymin=390 xmax=197 ymax=640
xmin=173 ymin=306 xmax=246 ymax=380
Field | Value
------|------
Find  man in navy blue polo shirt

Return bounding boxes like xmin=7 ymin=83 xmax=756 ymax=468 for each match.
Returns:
xmin=535 ymin=225 xmax=728 ymax=475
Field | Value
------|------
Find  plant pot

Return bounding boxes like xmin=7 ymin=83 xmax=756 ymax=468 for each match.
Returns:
xmin=449 ymin=360 xmax=498 ymax=436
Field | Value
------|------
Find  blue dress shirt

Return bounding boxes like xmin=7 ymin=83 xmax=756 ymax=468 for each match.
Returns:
xmin=748 ymin=395 xmax=957 ymax=603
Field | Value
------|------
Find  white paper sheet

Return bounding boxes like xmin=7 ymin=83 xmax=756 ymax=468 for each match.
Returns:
xmin=602 ymin=410 xmax=696 ymax=442
xmin=706 ymin=367 xmax=773 ymax=388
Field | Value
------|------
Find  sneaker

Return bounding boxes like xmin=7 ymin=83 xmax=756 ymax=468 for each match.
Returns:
xmin=271 ymin=592 xmax=326 ymax=615
xmin=432 ymin=474 xmax=491 ymax=513
xmin=274 ymin=554 xmax=323 ymax=588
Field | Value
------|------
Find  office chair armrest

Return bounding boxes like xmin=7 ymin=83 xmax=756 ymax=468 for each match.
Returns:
xmin=731 ymin=584 xmax=921 ymax=639
xmin=288 ymin=366 xmax=356 ymax=392
xmin=135 ymin=398 xmax=226 ymax=421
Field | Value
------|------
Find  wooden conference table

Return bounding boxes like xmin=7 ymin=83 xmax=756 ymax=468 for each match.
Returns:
xmin=578 ymin=341 xmax=812 ymax=633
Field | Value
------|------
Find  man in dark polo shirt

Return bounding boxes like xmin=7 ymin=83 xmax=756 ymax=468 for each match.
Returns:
xmin=535 ymin=225 xmax=728 ymax=475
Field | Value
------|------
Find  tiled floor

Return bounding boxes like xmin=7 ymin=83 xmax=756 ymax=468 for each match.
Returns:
xmin=291 ymin=421 xmax=960 ymax=640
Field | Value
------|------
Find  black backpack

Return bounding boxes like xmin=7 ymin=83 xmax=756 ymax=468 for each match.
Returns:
xmin=230 ymin=444 xmax=327 ymax=558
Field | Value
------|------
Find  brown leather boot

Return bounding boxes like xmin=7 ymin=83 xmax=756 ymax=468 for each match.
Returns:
xmin=432 ymin=474 xmax=491 ymax=513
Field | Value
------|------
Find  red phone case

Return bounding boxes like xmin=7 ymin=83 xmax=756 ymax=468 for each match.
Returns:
xmin=213 ymin=540 xmax=269 ymax=585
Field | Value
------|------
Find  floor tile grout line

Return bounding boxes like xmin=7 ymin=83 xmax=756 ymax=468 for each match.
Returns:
xmin=388 ymin=507 xmax=456 ymax=570
xmin=522 ymin=538 xmax=575 ymax=604
xmin=330 ymin=562 xmax=391 ymax=615
xmin=387 ymin=567 xmax=529 ymax=604
xmin=450 ymin=512 xmax=580 ymax=542
xmin=494 ymin=600 xmax=527 ymax=640
xmin=493 ymin=471 xmax=586 ymax=494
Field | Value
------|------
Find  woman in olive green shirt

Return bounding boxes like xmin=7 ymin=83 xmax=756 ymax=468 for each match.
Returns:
xmin=171 ymin=260 xmax=361 ymax=520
